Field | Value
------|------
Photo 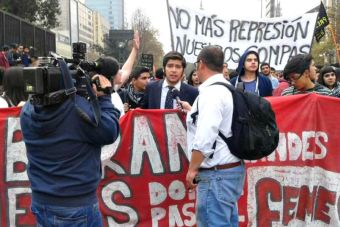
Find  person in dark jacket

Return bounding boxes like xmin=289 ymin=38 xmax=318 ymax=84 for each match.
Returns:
xmin=143 ymin=51 xmax=198 ymax=109
xmin=230 ymin=50 xmax=272 ymax=97
xmin=118 ymin=66 xmax=151 ymax=112
xmin=20 ymin=58 xmax=120 ymax=226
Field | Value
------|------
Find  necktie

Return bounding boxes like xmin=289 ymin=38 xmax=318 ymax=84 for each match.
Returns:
xmin=164 ymin=86 xmax=174 ymax=109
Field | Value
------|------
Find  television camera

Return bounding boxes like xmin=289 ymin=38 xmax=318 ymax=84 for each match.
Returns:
xmin=23 ymin=42 xmax=118 ymax=106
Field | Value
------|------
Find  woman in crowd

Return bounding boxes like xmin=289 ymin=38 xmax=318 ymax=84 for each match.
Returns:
xmin=0 ymin=66 xmax=27 ymax=107
xmin=317 ymin=65 xmax=340 ymax=97
xmin=187 ymin=69 xmax=200 ymax=87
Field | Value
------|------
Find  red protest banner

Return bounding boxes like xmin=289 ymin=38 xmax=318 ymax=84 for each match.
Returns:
xmin=0 ymin=107 xmax=35 ymax=227
xmin=1 ymin=94 xmax=340 ymax=226
xmin=238 ymin=94 xmax=340 ymax=227
xmin=98 ymin=109 xmax=195 ymax=226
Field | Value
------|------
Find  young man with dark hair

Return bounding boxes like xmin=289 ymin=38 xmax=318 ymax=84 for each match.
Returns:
xmin=230 ymin=50 xmax=272 ymax=97
xmin=223 ymin=62 xmax=229 ymax=80
xmin=180 ymin=45 xmax=245 ymax=226
xmin=118 ymin=66 xmax=150 ymax=112
xmin=261 ymin=62 xmax=279 ymax=89
xmin=155 ymin=67 xmax=164 ymax=80
xmin=281 ymin=54 xmax=331 ymax=96
xmin=7 ymin=43 xmax=20 ymax=66
xmin=143 ymin=51 xmax=198 ymax=109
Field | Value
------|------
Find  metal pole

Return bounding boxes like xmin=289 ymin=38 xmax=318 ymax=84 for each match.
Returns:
xmin=328 ymin=24 xmax=340 ymax=64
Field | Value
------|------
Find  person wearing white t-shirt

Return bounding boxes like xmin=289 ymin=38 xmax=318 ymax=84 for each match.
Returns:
xmin=111 ymin=31 xmax=140 ymax=118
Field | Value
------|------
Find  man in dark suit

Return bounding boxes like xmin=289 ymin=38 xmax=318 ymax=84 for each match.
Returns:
xmin=143 ymin=51 xmax=199 ymax=109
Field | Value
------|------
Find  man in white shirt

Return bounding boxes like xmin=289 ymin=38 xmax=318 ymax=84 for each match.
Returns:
xmin=180 ymin=46 xmax=245 ymax=227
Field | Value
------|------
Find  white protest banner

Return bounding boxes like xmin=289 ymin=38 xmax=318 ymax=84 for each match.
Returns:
xmin=167 ymin=1 xmax=318 ymax=70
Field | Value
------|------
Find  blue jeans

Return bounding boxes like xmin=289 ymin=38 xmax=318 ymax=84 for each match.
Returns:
xmin=31 ymin=202 xmax=103 ymax=227
xmin=196 ymin=164 xmax=245 ymax=227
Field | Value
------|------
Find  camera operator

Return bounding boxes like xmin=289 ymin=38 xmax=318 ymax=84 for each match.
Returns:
xmin=20 ymin=57 xmax=120 ymax=226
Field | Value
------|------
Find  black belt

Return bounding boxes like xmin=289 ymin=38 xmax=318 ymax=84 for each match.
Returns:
xmin=199 ymin=161 xmax=242 ymax=171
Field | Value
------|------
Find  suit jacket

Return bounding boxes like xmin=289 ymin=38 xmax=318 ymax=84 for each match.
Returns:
xmin=143 ymin=79 xmax=199 ymax=109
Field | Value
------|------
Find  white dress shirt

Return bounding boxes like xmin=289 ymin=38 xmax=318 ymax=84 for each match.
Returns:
xmin=160 ymin=80 xmax=181 ymax=109
xmin=0 ymin=97 xmax=9 ymax=108
xmin=186 ymin=74 xmax=240 ymax=168
xmin=111 ymin=92 xmax=125 ymax=118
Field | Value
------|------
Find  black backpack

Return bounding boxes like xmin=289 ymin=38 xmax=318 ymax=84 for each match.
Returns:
xmin=210 ymin=82 xmax=279 ymax=160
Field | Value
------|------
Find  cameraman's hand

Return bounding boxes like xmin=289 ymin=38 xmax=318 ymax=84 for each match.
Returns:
xmin=92 ymin=74 xmax=112 ymax=97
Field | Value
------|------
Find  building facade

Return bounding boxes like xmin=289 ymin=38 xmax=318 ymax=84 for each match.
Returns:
xmin=262 ymin=0 xmax=282 ymax=18
xmin=85 ymin=0 xmax=124 ymax=29
xmin=55 ymin=0 xmax=109 ymax=58
xmin=78 ymin=2 xmax=94 ymax=46
xmin=93 ymin=11 xmax=110 ymax=49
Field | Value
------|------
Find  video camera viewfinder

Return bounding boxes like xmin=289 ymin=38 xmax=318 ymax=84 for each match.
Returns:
xmin=72 ymin=42 xmax=87 ymax=64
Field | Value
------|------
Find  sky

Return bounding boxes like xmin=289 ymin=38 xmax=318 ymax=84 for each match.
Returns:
xmin=125 ymin=0 xmax=321 ymax=53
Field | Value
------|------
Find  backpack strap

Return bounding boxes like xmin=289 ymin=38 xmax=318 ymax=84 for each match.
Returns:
xmin=190 ymin=96 xmax=215 ymax=158
xmin=190 ymin=97 xmax=199 ymax=125
xmin=208 ymin=82 xmax=234 ymax=156
xmin=218 ymin=131 xmax=229 ymax=146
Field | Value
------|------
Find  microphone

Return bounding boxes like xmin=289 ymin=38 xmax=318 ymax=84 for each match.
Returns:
xmin=80 ymin=56 xmax=119 ymax=80
xmin=171 ymin=88 xmax=183 ymax=110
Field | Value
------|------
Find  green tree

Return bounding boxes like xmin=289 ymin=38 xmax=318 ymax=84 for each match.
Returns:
xmin=0 ymin=0 xmax=61 ymax=29
xmin=311 ymin=1 xmax=340 ymax=66
xmin=37 ymin=0 xmax=61 ymax=29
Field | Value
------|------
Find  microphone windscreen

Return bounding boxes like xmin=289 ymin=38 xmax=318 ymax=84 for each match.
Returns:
xmin=96 ymin=56 xmax=119 ymax=79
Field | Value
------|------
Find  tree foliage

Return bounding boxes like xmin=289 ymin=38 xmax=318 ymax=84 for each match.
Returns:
xmin=130 ymin=9 xmax=164 ymax=67
xmin=0 ymin=0 xmax=61 ymax=29
xmin=311 ymin=1 xmax=340 ymax=66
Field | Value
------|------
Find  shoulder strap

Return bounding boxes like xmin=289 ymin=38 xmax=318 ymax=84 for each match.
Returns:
xmin=59 ymin=60 xmax=100 ymax=127
xmin=190 ymin=97 xmax=199 ymax=125
xmin=208 ymin=82 xmax=234 ymax=156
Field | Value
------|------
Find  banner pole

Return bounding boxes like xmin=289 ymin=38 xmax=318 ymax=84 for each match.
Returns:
xmin=310 ymin=2 xmax=322 ymax=53
xmin=166 ymin=0 xmax=174 ymax=51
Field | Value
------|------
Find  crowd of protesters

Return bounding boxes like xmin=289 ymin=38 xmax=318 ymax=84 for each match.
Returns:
xmin=0 ymin=39 xmax=339 ymax=113
xmin=1 ymin=31 xmax=340 ymax=226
